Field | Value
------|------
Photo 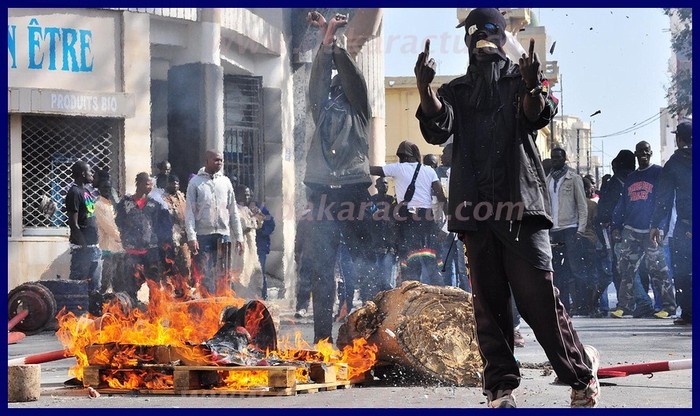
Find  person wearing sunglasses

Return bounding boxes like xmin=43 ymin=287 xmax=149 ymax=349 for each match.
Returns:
xmin=414 ymin=8 xmax=600 ymax=408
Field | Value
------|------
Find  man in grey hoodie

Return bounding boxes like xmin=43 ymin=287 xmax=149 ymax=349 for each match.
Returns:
xmin=185 ymin=149 xmax=244 ymax=295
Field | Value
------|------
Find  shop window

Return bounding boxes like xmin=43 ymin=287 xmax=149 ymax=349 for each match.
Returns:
xmin=20 ymin=115 xmax=121 ymax=235
xmin=223 ymin=75 xmax=264 ymax=198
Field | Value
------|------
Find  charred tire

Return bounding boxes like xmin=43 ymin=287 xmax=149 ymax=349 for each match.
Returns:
xmin=8 ymin=282 xmax=58 ymax=335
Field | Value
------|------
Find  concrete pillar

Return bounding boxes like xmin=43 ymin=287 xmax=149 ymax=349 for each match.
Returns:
xmin=355 ymin=31 xmax=386 ymax=184
xmin=122 ymin=12 xmax=152 ymax=194
xmin=168 ymin=8 xmax=224 ymax=186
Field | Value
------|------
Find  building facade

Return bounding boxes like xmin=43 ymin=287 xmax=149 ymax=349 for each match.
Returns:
xmin=7 ymin=8 xmax=385 ymax=297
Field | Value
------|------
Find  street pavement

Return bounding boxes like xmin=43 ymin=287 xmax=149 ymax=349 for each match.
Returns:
xmin=6 ymin=297 xmax=694 ymax=409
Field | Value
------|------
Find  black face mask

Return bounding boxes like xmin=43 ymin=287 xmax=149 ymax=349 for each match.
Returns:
xmin=459 ymin=8 xmax=507 ymax=62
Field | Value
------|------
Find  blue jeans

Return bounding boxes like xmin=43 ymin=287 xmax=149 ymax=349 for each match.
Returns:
xmin=440 ymin=234 xmax=468 ymax=290
xmin=194 ymin=234 xmax=228 ymax=295
xmin=336 ymin=244 xmax=357 ymax=314
xmin=670 ymin=220 xmax=692 ymax=321
xmin=550 ymin=228 xmax=589 ymax=314
xmin=70 ymin=245 xmax=103 ymax=315
xmin=258 ymin=251 xmax=268 ymax=299
xmin=69 ymin=246 xmax=102 ymax=293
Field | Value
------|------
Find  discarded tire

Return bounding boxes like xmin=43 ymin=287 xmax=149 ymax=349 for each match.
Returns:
xmin=7 ymin=282 xmax=57 ymax=335
xmin=39 ymin=279 xmax=89 ymax=316
xmin=102 ymin=291 xmax=134 ymax=314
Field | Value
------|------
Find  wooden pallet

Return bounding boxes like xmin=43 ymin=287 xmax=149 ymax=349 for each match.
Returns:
xmin=83 ymin=362 xmax=362 ymax=396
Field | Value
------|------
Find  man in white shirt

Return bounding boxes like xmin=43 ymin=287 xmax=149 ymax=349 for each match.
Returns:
xmin=185 ymin=149 xmax=244 ymax=295
xmin=370 ymin=141 xmax=447 ymax=284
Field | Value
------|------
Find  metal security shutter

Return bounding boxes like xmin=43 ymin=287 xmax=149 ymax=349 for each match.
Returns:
xmin=223 ymin=75 xmax=264 ymax=199
xmin=21 ymin=115 xmax=121 ymax=234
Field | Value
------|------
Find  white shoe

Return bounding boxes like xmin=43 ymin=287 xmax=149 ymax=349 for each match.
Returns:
xmin=571 ymin=345 xmax=601 ymax=408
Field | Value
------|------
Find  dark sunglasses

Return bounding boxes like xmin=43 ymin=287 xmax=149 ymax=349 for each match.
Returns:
xmin=634 ymin=150 xmax=652 ymax=156
xmin=483 ymin=23 xmax=500 ymax=34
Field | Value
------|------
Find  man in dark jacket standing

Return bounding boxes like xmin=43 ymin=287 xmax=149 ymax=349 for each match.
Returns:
xmin=597 ymin=150 xmax=636 ymax=297
xmin=414 ymin=8 xmax=599 ymax=408
xmin=303 ymin=11 xmax=373 ymax=343
xmin=115 ymin=172 xmax=173 ymax=305
xmin=651 ymin=120 xmax=692 ymax=325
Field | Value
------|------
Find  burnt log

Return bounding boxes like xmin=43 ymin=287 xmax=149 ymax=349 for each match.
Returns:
xmin=337 ymin=281 xmax=482 ymax=386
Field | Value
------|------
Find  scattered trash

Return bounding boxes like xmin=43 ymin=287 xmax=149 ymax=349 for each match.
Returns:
xmin=87 ymin=387 xmax=100 ymax=398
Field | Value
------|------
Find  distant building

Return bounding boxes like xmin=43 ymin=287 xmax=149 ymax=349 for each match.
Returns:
xmin=660 ymin=9 xmax=692 ymax=165
xmin=550 ymin=115 xmax=601 ymax=182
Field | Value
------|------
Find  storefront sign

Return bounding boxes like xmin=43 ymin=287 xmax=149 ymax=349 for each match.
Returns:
xmin=8 ymin=87 xmax=135 ymax=118
xmin=8 ymin=10 xmax=118 ymax=92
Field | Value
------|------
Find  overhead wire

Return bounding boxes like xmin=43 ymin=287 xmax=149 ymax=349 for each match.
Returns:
xmin=592 ymin=109 xmax=668 ymax=139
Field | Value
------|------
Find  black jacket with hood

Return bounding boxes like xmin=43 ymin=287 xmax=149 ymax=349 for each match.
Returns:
xmin=652 ymin=147 xmax=693 ymax=233
xmin=416 ymin=58 xmax=557 ymax=233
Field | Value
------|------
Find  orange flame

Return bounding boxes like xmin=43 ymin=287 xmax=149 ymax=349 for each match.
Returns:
xmin=217 ymin=370 xmax=269 ymax=390
xmin=57 ymin=281 xmax=378 ymax=390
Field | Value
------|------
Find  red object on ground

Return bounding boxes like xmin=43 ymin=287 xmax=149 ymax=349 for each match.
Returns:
xmin=8 ymin=331 xmax=26 ymax=344
xmin=8 ymin=349 xmax=74 ymax=365
xmin=8 ymin=309 xmax=30 ymax=331
xmin=597 ymin=359 xmax=692 ymax=379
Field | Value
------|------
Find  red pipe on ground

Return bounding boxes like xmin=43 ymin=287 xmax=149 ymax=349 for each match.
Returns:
xmin=8 ymin=309 xmax=30 ymax=331
xmin=597 ymin=359 xmax=692 ymax=379
xmin=8 ymin=349 xmax=74 ymax=366
xmin=8 ymin=331 xmax=26 ymax=344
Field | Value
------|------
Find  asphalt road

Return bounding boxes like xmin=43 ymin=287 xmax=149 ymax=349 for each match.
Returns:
xmin=6 ymin=298 xmax=693 ymax=409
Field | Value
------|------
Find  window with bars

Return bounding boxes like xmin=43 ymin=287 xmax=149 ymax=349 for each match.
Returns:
xmin=20 ymin=115 xmax=121 ymax=234
xmin=223 ymin=75 xmax=264 ymax=199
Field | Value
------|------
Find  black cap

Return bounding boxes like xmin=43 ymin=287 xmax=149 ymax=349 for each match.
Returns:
xmin=456 ymin=8 xmax=506 ymax=30
xmin=672 ymin=120 xmax=692 ymax=139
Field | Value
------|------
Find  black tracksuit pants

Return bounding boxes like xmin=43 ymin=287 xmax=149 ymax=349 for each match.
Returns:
xmin=461 ymin=220 xmax=594 ymax=401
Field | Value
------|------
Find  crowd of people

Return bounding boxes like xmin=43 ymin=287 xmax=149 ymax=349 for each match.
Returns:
xmin=61 ymin=8 xmax=691 ymax=410
xmin=542 ymin=126 xmax=692 ymax=327
xmin=64 ymin=150 xmax=276 ymax=311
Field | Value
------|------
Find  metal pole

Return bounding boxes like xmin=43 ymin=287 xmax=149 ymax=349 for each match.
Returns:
xmin=576 ymin=128 xmax=580 ymax=174
xmin=587 ymin=128 xmax=591 ymax=175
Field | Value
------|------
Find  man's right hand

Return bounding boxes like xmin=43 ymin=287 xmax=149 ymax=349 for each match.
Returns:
xmin=307 ymin=11 xmax=327 ymax=31
xmin=188 ymin=240 xmax=199 ymax=256
xmin=414 ymin=39 xmax=436 ymax=89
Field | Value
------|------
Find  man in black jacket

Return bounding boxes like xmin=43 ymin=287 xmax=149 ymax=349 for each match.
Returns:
xmin=651 ymin=119 xmax=692 ymax=325
xmin=303 ymin=11 xmax=373 ymax=343
xmin=597 ymin=150 xmax=635 ymax=299
xmin=414 ymin=8 xmax=599 ymax=408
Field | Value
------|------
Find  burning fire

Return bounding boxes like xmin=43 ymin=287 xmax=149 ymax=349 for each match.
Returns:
xmin=56 ymin=281 xmax=378 ymax=389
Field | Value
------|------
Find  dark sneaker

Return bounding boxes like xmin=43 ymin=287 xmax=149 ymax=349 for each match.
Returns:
xmin=632 ymin=305 xmax=656 ymax=318
xmin=590 ymin=309 xmax=608 ymax=318
xmin=571 ymin=345 xmax=601 ymax=408
xmin=489 ymin=392 xmax=517 ymax=408
xmin=674 ymin=317 xmax=692 ymax=325
xmin=513 ymin=329 xmax=525 ymax=348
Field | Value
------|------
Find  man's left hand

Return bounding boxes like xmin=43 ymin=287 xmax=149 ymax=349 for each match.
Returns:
xmin=519 ymin=38 xmax=541 ymax=89
xmin=235 ymin=241 xmax=245 ymax=256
